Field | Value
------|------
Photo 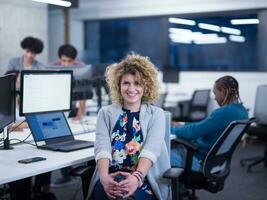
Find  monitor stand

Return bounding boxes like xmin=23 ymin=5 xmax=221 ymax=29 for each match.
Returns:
xmin=0 ymin=127 xmax=13 ymax=150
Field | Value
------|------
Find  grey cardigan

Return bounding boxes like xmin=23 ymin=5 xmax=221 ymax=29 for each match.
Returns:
xmin=87 ymin=104 xmax=171 ymax=200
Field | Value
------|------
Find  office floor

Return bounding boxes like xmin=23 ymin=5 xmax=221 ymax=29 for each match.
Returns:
xmin=52 ymin=141 xmax=267 ymax=200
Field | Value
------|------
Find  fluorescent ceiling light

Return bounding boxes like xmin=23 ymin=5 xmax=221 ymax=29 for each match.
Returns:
xmin=32 ymin=0 xmax=71 ymax=7
xmin=229 ymin=35 xmax=246 ymax=43
xmin=168 ymin=17 xmax=196 ymax=26
xmin=170 ymin=32 xmax=218 ymax=41
xmin=169 ymin=28 xmax=192 ymax=34
xmin=221 ymin=26 xmax=241 ymax=35
xmin=171 ymin=38 xmax=192 ymax=44
xmin=194 ymin=37 xmax=227 ymax=45
xmin=198 ymin=23 xmax=220 ymax=32
xmin=169 ymin=33 xmax=193 ymax=44
xmin=231 ymin=18 xmax=259 ymax=25
xmin=169 ymin=31 xmax=224 ymax=45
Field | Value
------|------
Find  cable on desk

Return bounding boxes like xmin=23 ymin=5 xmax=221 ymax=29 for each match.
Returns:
xmin=9 ymin=138 xmax=36 ymax=147
xmin=8 ymin=131 xmax=35 ymax=146
xmin=8 ymin=120 xmax=26 ymax=133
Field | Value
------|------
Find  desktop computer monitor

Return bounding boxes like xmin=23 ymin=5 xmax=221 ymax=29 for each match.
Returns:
xmin=162 ymin=65 xmax=179 ymax=83
xmin=19 ymin=70 xmax=73 ymax=116
xmin=0 ymin=74 xmax=16 ymax=132
xmin=45 ymin=65 xmax=93 ymax=101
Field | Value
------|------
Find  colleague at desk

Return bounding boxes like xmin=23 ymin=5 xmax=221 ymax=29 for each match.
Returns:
xmin=171 ymin=75 xmax=248 ymax=171
xmin=88 ymin=54 xmax=171 ymax=200
xmin=7 ymin=36 xmax=44 ymax=71
xmin=49 ymin=44 xmax=87 ymax=187
xmin=49 ymin=44 xmax=86 ymax=121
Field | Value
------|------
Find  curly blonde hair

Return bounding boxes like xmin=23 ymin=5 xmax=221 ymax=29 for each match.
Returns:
xmin=105 ymin=53 xmax=160 ymax=105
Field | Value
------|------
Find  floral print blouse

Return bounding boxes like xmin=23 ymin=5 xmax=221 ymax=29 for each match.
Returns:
xmin=110 ymin=108 xmax=154 ymax=196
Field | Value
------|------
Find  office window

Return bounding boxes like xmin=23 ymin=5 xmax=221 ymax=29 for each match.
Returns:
xmin=84 ymin=12 xmax=267 ymax=71
xmin=84 ymin=17 xmax=164 ymax=68
xmin=168 ymin=14 xmax=258 ymax=71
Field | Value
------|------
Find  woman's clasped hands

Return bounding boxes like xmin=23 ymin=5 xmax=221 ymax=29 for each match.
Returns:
xmin=100 ymin=171 xmax=139 ymax=199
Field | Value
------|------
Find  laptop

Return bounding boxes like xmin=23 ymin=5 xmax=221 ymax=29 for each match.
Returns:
xmin=26 ymin=111 xmax=94 ymax=152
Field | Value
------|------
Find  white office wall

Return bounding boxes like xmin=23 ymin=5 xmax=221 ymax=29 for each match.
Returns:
xmin=0 ymin=0 xmax=48 ymax=75
xmin=48 ymin=9 xmax=64 ymax=62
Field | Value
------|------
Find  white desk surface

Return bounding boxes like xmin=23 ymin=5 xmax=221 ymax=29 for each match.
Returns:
xmin=0 ymin=116 xmax=174 ymax=185
xmin=0 ymin=116 xmax=97 ymax=185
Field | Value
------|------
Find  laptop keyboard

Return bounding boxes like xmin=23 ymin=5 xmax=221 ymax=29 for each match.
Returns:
xmin=46 ymin=140 xmax=93 ymax=149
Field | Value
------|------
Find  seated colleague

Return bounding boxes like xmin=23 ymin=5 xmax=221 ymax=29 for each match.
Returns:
xmin=50 ymin=44 xmax=86 ymax=186
xmin=50 ymin=44 xmax=86 ymax=121
xmin=171 ymin=75 xmax=248 ymax=171
xmin=5 ymin=70 xmax=55 ymax=200
xmin=87 ymin=54 xmax=171 ymax=200
xmin=7 ymin=36 xmax=44 ymax=71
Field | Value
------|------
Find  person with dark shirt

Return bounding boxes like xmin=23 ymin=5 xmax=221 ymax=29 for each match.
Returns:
xmin=171 ymin=75 xmax=248 ymax=171
xmin=50 ymin=44 xmax=86 ymax=121
xmin=50 ymin=44 xmax=86 ymax=187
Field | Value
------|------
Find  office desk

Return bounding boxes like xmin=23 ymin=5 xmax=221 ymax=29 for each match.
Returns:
xmin=0 ymin=133 xmax=95 ymax=185
xmin=0 ymin=116 xmax=96 ymax=185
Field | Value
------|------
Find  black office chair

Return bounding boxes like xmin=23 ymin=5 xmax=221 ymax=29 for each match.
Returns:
xmin=240 ymin=85 xmax=267 ymax=172
xmin=172 ymin=89 xmax=210 ymax=122
xmin=153 ymin=93 xmax=167 ymax=109
xmin=163 ymin=118 xmax=254 ymax=200
xmin=69 ymin=160 xmax=96 ymax=199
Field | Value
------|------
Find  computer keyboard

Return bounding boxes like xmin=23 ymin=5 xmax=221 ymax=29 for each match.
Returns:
xmin=46 ymin=140 xmax=93 ymax=150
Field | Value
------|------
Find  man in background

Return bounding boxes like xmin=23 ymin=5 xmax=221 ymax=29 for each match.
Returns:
xmin=50 ymin=44 xmax=86 ymax=121
xmin=50 ymin=44 xmax=87 ymax=186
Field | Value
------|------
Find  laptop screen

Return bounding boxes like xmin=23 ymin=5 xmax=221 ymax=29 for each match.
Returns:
xmin=26 ymin=112 xmax=72 ymax=142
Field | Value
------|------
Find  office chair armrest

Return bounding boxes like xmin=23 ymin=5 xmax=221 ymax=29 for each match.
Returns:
xmin=163 ymin=168 xmax=184 ymax=179
xmin=172 ymin=138 xmax=198 ymax=175
xmin=70 ymin=160 xmax=96 ymax=177
xmin=178 ymin=100 xmax=190 ymax=118
xmin=178 ymin=100 xmax=190 ymax=106
xmin=70 ymin=165 xmax=94 ymax=177
xmin=172 ymin=138 xmax=198 ymax=151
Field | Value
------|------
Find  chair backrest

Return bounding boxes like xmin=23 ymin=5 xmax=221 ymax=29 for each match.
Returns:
xmin=254 ymin=85 xmax=267 ymax=125
xmin=189 ymin=89 xmax=210 ymax=121
xmin=154 ymin=93 xmax=167 ymax=108
xmin=202 ymin=118 xmax=254 ymax=184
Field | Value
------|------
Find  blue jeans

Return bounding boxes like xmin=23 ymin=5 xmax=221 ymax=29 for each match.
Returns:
xmin=171 ymin=144 xmax=202 ymax=172
xmin=92 ymin=180 xmax=157 ymax=200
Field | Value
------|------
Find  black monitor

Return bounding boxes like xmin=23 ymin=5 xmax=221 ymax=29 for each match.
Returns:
xmin=162 ymin=65 xmax=179 ymax=83
xmin=0 ymin=74 xmax=16 ymax=132
xmin=45 ymin=65 xmax=93 ymax=101
xmin=20 ymin=70 xmax=73 ymax=116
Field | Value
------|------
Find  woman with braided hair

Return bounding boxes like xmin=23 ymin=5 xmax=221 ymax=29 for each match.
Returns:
xmin=171 ymin=75 xmax=248 ymax=171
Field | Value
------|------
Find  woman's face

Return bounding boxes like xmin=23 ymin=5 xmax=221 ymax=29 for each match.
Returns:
xmin=23 ymin=49 xmax=36 ymax=63
xmin=120 ymin=74 xmax=144 ymax=110
xmin=213 ymin=84 xmax=225 ymax=106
